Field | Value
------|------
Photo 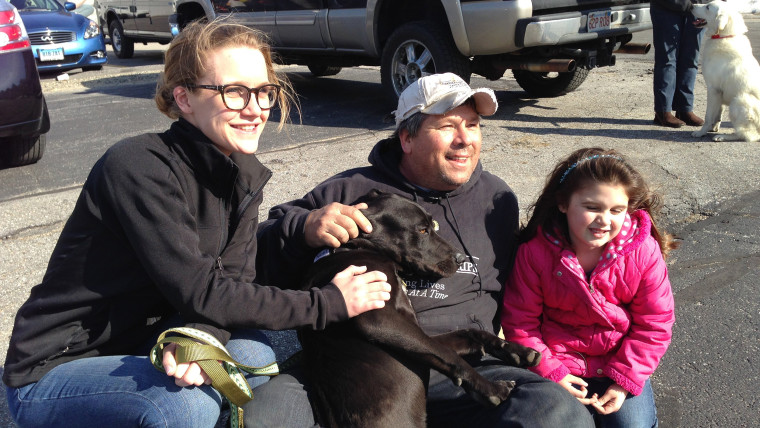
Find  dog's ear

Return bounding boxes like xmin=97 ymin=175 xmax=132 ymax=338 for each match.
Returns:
xmin=716 ymin=9 xmax=730 ymax=33
xmin=353 ymin=189 xmax=384 ymax=206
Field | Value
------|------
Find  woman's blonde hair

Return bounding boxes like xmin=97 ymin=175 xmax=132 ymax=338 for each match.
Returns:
xmin=155 ymin=18 xmax=296 ymax=130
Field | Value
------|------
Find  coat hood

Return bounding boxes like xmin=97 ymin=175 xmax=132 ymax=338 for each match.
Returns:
xmin=367 ymin=136 xmax=484 ymax=200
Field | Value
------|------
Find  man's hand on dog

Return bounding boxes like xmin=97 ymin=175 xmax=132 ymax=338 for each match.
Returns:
xmin=305 ymin=202 xmax=372 ymax=248
xmin=162 ymin=343 xmax=212 ymax=387
xmin=332 ymin=265 xmax=391 ymax=317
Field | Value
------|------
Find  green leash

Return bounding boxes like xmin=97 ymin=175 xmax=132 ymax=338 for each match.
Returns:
xmin=149 ymin=327 xmax=279 ymax=428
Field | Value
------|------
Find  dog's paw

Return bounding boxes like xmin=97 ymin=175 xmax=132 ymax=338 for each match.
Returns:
xmin=469 ymin=380 xmax=515 ymax=407
xmin=692 ymin=130 xmax=707 ymax=138
xmin=523 ymin=349 xmax=542 ymax=367
xmin=493 ymin=341 xmax=542 ymax=368
xmin=712 ymin=134 xmax=726 ymax=142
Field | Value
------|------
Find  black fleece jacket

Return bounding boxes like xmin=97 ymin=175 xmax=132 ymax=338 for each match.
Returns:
xmin=257 ymin=136 xmax=520 ymax=336
xmin=3 ymin=119 xmax=347 ymax=388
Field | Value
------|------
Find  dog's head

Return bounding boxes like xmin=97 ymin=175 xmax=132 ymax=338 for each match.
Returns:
xmin=691 ymin=1 xmax=748 ymax=37
xmin=348 ymin=190 xmax=464 ymax=278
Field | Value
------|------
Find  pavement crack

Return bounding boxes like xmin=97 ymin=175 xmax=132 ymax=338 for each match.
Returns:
xmin=2 ymin=221 xmax=65 ymax=241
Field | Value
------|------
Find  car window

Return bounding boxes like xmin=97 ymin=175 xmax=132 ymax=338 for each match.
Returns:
xmin=13 ymin=0 xmax=63 ymax=12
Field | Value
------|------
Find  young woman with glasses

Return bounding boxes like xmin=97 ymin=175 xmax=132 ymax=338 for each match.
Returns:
xmin=4 ymin=18 xmax=391 ymax=427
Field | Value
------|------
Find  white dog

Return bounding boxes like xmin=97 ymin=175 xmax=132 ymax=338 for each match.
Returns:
xmin=691 ymin=0 xmax=760 ymax=142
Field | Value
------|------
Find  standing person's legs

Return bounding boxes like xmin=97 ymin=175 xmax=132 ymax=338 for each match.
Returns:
xmin=673 ymin=16 xmax=705 ymax=115
xmin=425 ymin=358 xmax=595 ymax=428
xmin=651 ymin=7 xmax=685 ymax=127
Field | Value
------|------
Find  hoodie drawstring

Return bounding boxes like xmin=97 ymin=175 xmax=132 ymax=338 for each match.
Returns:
xmin=442 ymin=194 xmax=484 ymax=295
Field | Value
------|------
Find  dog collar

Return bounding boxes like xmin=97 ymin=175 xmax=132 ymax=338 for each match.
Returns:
xmin=314 ymin=248 xmax=333 ymax=262
xmin=313 ymin=247 xmax=352 ymax=262
xmin=711 ymin=34 xmax=734 ymax=39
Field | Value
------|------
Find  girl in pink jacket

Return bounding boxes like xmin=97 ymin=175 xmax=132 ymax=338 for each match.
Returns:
xmin=501 ymin=147 xmax=677 ymax=428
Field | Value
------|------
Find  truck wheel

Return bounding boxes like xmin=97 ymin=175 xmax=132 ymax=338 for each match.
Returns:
xmin=109 ymin=20 xmax=134 ymax=59
xmin=512 ymin=68 xmax=590 ymax=97
xmin=307 ymin=65 xmax=342 ymax=77
xmin=0 ymin=134 xmax=46 ymax=167
xmin=381 ymin=21 xmax=471 ymax=102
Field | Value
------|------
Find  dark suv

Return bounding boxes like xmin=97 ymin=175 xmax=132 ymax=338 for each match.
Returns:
xmin=0 ymin=0 xmax=50 ymax=167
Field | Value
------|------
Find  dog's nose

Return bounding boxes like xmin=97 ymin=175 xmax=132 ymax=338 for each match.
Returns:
xmin=454 ymin=253 xmax=467 ymax=265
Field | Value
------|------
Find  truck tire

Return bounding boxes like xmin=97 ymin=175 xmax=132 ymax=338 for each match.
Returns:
xmin=308 ymin=65 xmax=342 ymax=77
xmin=381 ymin=21 xmax=471 ymax=102
xmin=512 ymin=68 xmax=590 ymax=97
xmin=109 ymin=19 xmax=134 ymax=59
xmin=0 ymin=134 xmax=46 ymax=167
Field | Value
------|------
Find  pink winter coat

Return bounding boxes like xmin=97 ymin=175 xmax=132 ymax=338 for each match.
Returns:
xmin=501 ymin=210 xmax=674 ymax=396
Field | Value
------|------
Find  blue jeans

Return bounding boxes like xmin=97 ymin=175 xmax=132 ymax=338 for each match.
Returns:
xmin=243 ymin=357 xmax=595 ymax=428
xmin=6 ymin=329 xmax=275 ymax=428
xmin=651 ymin=6 xmax=704 ymax=113
xmin=426 ymin=358 xmax=594 ymax=428
xmin=583 ymin=378 xmax=658 ymax=428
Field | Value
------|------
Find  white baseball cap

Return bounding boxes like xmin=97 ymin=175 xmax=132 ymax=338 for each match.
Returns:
xmin=393 ymin=73 xmax=498 ymax=127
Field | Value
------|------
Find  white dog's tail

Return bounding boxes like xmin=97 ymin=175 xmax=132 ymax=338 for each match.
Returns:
xmin=731 ymin=93 xmax=760 ymax=142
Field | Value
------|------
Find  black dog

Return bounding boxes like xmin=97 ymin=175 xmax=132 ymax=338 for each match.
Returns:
xmin=297 ymin=190 xmax=541 ymax=428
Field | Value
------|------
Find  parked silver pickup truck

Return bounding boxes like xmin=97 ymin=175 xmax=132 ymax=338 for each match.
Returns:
xmin=95 ymin=0 xmax=652 ymax=100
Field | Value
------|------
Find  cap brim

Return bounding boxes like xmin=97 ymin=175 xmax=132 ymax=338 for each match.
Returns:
xmin=420 ymin=87 xmax=497 ymax=117
xmin=471 ymin=89 xmax=497 ymax=116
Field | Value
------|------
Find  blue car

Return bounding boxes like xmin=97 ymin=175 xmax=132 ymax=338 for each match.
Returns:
xmin=12 ymin=0 xmax=106 ymax=72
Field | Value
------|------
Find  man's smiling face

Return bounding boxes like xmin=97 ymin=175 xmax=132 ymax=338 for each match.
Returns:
xmin=399 ymin=104 xmax=482 ymax=191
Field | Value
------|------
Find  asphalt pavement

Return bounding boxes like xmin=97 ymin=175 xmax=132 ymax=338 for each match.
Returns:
xmin=1 ymin=20 xmax=759 ymax=427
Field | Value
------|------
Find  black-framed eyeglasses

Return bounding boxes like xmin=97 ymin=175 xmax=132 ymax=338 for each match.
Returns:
xmin=185 ymin=83 xmax=281 ymax=111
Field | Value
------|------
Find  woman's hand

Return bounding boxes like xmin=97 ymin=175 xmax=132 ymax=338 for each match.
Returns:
xmin=162 ymin=343 xmax=212 ymax=387
xmin=590 ymin=383 xmax=628 ymax=414
xmin=331 ymin=265 xmax=391 ymax=317
xmin=559 ymin=374 xmax=600 ymax=405
xmin=304 ymin=203 xmax=372 ymax=248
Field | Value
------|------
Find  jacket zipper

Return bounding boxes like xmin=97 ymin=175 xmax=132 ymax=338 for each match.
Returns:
xmin=216 ymin=168 xmax=272 ymax=267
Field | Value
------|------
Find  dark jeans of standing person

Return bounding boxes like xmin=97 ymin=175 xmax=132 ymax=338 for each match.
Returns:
xmin=651 ymin=5 xmax=705 ymax=127
xmin=244 ymin=356 xmax=595 ymax=428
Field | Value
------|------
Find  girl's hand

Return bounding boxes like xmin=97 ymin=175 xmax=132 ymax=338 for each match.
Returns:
xmin=559 ymin=374 xmax=599 ymax=405
xmin=162 ymin=343 xmax=212 ymax=387
xmin=591 ymin=383 xmax=628 ymax=414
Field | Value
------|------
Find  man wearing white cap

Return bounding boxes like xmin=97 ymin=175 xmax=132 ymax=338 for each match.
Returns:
xmin=249 ymin=73 xmax=594 ymax=427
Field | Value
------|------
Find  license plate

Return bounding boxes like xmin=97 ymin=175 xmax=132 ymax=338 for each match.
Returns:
xmin=39 ymin=47 xmax=64 ymax=62
xmin=587 ymin=10 xmax=612 ymax=32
